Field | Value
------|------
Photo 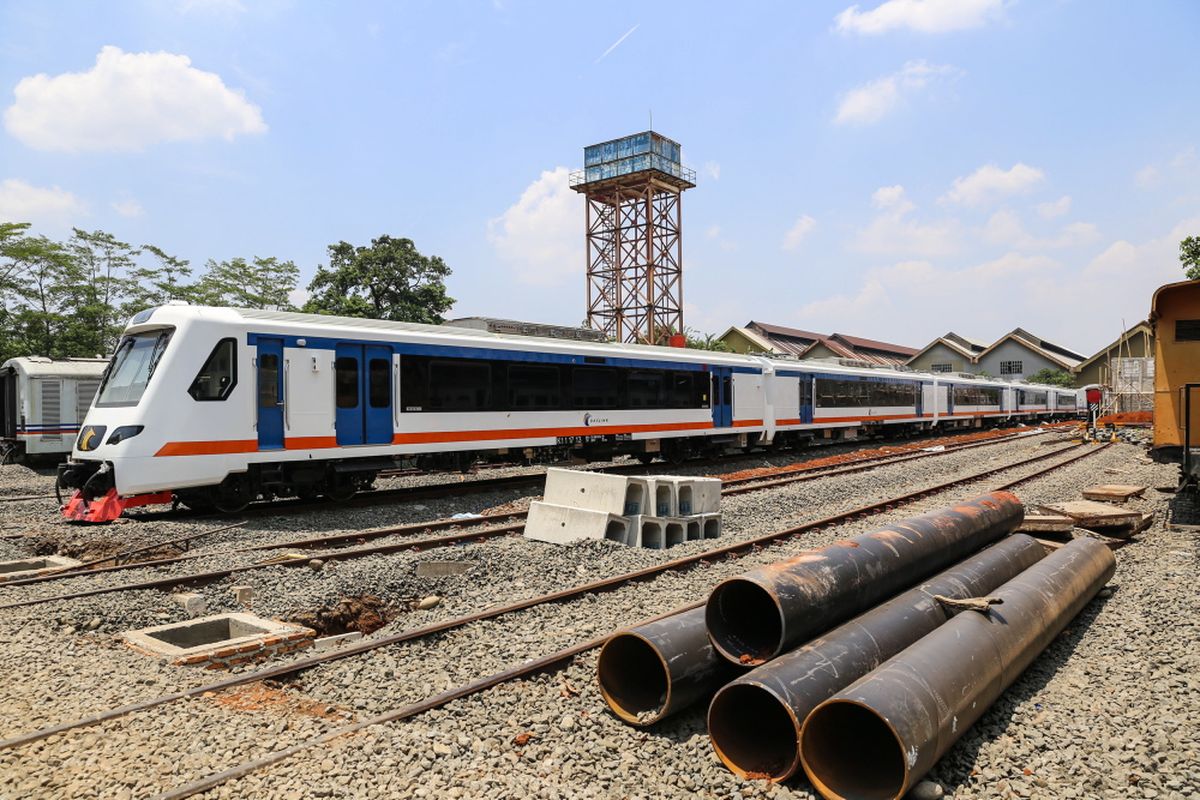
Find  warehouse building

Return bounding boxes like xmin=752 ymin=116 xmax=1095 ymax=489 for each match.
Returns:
xmin=717 ymin=321 xmax=917 ymax=367
xmin=907 ymin=328 xmax=1085 ymax=381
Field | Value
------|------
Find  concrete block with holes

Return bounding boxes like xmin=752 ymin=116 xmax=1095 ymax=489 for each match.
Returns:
xmin=542 ymin=468 xmax=648 ymax=516
xmin=522 ymin=500 xmax=631 ymax=545
xmin=650 ymin=476 xmax=722 ymax=515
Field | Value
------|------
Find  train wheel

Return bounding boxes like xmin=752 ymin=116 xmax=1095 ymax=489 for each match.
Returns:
xmin=211 ymin=477 xmax=252 ymax=514
xmin=323 ymin=476 xmax=357 ymax=502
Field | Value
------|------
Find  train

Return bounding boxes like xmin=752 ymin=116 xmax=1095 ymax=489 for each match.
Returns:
xmin=1150 ymin=278 xmax=1200 ymax=490
xmin=57 ymin=305 xmax=1085 ymax=522
xmin=1 ymin=356 xmax=107 ymax=463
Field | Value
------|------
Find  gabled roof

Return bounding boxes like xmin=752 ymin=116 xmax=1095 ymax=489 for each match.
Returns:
xmin=1074 ymin=320 xmax=1154 ymax=372
xmin=906 ymin=335 xmax=979 ymax=364
xmin=977 ymin=330 xmax=1083 ymax=370
xmin=718 ymin=325 xmax=776 ymax=352
xmin=942 ymin=332 xmax=987 ymax=353
xmin=744 ymin=321 xmax=916 ymax=366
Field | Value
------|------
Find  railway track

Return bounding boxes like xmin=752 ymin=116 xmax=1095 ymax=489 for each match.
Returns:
xmin=0 ymin=429 xmax=1064 ymax=600
xmin=0 ymin=439 xmax=1109 ymax=772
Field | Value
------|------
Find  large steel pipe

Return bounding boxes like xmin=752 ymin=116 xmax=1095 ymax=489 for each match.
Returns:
xmin=706 ymin=533 xmax=1047 ymax=781
xmin=705 ymin=491 xmax=1024 ymax=665
xmin=799 ymin=537 xmax=1116 ymax=800
xmin=597 ymin=606 xmax=739 ymax=725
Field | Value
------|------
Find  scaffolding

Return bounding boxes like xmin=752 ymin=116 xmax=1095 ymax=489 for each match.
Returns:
xmin=570 ymin=131 xmax=695 ymax=344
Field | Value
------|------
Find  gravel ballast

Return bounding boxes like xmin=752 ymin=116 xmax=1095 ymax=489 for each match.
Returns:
xmin=0 ymin=437 xmax=1194 ymax=799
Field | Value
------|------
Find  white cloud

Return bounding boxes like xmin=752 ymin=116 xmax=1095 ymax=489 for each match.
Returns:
xmin=982 ymin=209 xmax=1099 ymax=249
xmin=941 ymin=162 xmax=1044 ymax=206
xmin=783 ymin=215 xmax=817 ymax=251
xmin=1036 ymin=195 xmax=1072 ymax=219
xmin=0 ymin=178 xmax=86 ymax=227
xmin=834 ymin=61 xmax=958 ymax=126
xmin=703 ymin=161 xmax=721 ymax=180
xmin=872 ymin=184 xmax=907 ymax=209
xmin=1135 ymin=164 xmax=1161 ymax=188
xmin=835 ymin=0 xmax=1005 ymax=35
xmin=111 ymin=198 xmax=144 ymax=218
xmin=852 ymin=185 xmax=961 ymax=257
xmin=705 ymin=225 xmax=721 ymax=239
xmin=4 ymin=46 xmax=267 ymax=152
xmin=487 ymin=167 xmax=583 ymax=286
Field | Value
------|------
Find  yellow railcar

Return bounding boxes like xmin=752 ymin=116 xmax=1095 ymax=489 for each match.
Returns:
xmin=1150 ymin=279 xmax=1200 ymax=488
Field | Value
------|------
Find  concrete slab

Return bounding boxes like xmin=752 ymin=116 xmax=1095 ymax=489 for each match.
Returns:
xmin=416 ymin=560 xmax=471 ymax=578
xmin=313 ymin=631 xmax=364 ymax=651
xmin=1043 ymin=500 xmax=1142 ymax=528
xmin=543 ymin=468 xmax=647 ymax=516
xmin=1082 ymin=484 xmax=1148 ymax=502
xmin=0 ymin=555 xmax=82 ymax=583
xmin=123 ymin=612 xmax=314 ymax=667
xmin=523 ymin=501 xmax=630 ymax=545
xmin=1017 ymin=514 xmax=1076 ymax=533
xmin=654 ymin=476 xmax=722 ymax=515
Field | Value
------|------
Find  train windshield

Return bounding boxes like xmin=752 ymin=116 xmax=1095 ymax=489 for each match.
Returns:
xmin=95 ymin=329 xmax=174 ymax=407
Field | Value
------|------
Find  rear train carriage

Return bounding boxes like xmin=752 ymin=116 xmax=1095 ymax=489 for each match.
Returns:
xmin=0 ymin=357 xmax=106 ymax=462
xmin=1150 ymin=279 xmax=1200 ymax=488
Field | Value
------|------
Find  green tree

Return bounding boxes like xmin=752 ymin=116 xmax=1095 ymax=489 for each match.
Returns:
xmin=195 ymin=256 xmax=299 ymax=310
xmin=4 ymin=235 xmax=77 ymax=360
xmin=1027 ymin=367 xmax=1075 ymax=387
xmin=303 ymin=235 xmax=454 ymax=323
xmin=684 ymin=327 xmax=730 ymax=352
xmin=123 ymin=244 xmax=194 ymax=315
xmin=1181 ymin=235 xmax=1200 ymax=280
xmin=66 ymin=228 xmax=138 ymax=355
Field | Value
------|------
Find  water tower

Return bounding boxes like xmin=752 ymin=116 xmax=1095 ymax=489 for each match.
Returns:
xmin=570 ymin=131 xmax=695 ymax=344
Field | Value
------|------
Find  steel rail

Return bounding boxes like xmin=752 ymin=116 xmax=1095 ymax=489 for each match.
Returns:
xmin=0 ymin=511 xmax=529 ymax=589
xmin=149 ymin=442 xmax=1108 ymax=800
xmin=0 ymin=430 xmax=1041 ymax=591
xmin=0 ymin=493 xmax=58 ymax=503
xmin=0 ymin=441 xmax=1106 ymax=754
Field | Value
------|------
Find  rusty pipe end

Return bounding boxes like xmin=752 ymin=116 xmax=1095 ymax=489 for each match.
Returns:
xmin=596 ymin=632 xmax=672 ymax=726
xmin=707 ymin=682 xmax=801 ymax=782
xmin=705 ymin=578 xmax=785 ymax=665
xmin=800 ymin=699 xmax=909 ymax=800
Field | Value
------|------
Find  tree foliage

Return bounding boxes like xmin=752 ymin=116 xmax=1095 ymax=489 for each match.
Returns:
xmin=0 ymin=220 xmax=302 ymax=362
xmin=303 ymin=235 xmax=454 ymax=323
xmin=1180 ymin=235 xmax=1200 ymax=280
xmin=1027 ymin=367 xmax=1075 ymax=387
xmin=684 ymin=327 xmax=730 ymax=352
xmin=194 ymin=256 xmax=299 ymax=310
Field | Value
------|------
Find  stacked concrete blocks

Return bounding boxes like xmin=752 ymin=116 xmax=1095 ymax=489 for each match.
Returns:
xmin=524 ymin=468 xmax=722 ymax=548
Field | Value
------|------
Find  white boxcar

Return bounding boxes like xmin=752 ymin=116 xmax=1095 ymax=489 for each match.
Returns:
xmin=1 ymin=357 xmax=107 ymax=462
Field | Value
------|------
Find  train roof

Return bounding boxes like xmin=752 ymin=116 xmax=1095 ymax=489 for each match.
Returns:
xmin=0 ymin=357 xmax=108 ymax=378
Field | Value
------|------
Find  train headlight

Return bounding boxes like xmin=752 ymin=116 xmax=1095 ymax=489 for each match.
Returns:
xmin=77 ymin=425 xmax=107 ymax=451
xmin=106 ymin=425 xmax=145 ymax=446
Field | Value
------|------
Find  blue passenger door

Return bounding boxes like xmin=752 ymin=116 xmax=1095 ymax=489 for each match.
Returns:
xmin=335 ymin=344 xmax=364 ymax=446
xmin=256 ymin=338 xmax=285 ymax=450
xmin=711 ymin=368 xmax=733 ymax=428
xmin=363 ymin=346 xmax=393 ymax=445
xmin=335 ymin=344 xmax=394 ymax=446
xmin=799 ymin=374 xmax=814 ymax=424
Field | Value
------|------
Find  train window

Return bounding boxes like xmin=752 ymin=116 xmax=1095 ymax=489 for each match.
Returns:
xmin=335 ymin=357 xmax=359 ymax=409
xmin=98 ymin=329 xmax=175 ymax=407
xmin=257 ymin=354 xmax=279 ymax=408
xmin=509 ymin=364 xmax=561 ymax=409
xmin=952 ymin=385 xmax=1000 ymax=406
xmin=368 ymin=358 xmax=390 ymax=408
xmin=186 ymin=337 xmax=235 ymax=402
xmin=429 ymin=360 xmax=491 ymax=410
xmin=571 ymin=367 xmax=619 ymax=408
xmin=799 ymin=376 xmax=813 ymax=408
xmin=668 ymin=372 xmax=708 ymax=408
xmin=628 ymin=371 xmax=663 ymax=408
xmin=1176 ymin=320 xmax=1200 ymax=341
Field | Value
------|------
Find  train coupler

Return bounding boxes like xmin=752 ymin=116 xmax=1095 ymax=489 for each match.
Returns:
xmin=63 ymin=488 xmax=174 ymax=523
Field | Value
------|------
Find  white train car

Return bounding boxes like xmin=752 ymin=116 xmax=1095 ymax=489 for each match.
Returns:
xmin=1 ymin=357 xmax=106 ymax=462
xmin=59 ymin=305 xmax=1082 ymax=521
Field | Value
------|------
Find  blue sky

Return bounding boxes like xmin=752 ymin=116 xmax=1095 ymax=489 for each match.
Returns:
xmin=1 ymin=0 xmax=1197 ymax=354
